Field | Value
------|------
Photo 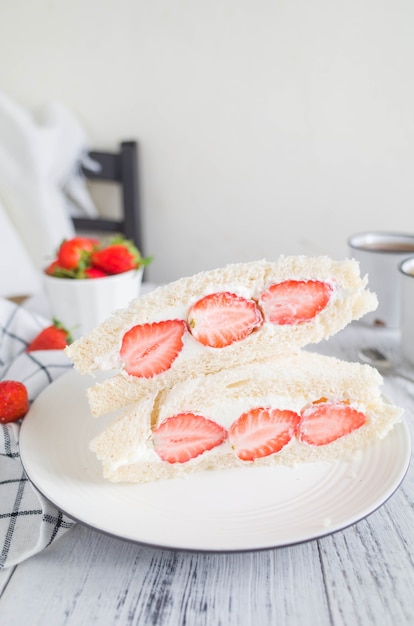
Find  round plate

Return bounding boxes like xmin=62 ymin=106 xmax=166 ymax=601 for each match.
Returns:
xmin=19 ymin=370 xmax=411 ymax=552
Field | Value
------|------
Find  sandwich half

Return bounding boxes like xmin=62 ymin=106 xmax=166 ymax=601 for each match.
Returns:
xmin=89 ymin=352 xmax=401 ymax=484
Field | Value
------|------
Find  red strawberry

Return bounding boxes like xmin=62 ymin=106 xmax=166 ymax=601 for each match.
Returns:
xmin=57 ymin=236 xmax=99 ymax=271
xmin=153 ymin=412 xmax=227 ymax=463
xmin=298 ymin=401 xmax=367 ymax=446
xmin=91 ymin=244 xmax=137 ymax=274
xmin=90 ymin=237 xmax=150 ymax=275
xmin=188 ymin=292 xmax=263 ymax=348
xmin=81 ymin=267 xmax=109 ymax=279
xmin=259 ymin=280 xmax=332 ymax=325
xmin=44 ymin=260 xmax=62 ymax=276
xmin=44 ymin=261 xmax=78 ymax=279
xmin=0 ymin=381 xmax=29 ymax=423
xmin=228 ymin=407 xmax=300 ymax=461
xmin=120 ymin=319 xmax=186 ymax=378
xmin=26 ymin=319 xmax=73 ymax=351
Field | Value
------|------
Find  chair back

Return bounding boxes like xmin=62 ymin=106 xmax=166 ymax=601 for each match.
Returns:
xmin=72 ymin=140 xmax=143 ymax=253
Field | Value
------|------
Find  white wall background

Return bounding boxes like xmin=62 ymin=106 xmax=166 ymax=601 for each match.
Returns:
xmin=1 ymin=0 xmax=413 ymax=283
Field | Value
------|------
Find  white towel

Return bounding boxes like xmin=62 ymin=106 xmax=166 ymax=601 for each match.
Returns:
xmin=0 ymin=298 xmax=75 ymax=569
xmin=0 ymin=201 xmax=40 ymax=297
xmin=0 ymin=91 xmax=97 ymax=297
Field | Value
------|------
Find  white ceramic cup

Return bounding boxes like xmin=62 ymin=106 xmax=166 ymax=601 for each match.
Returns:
xmin=43 ymin=268 xmax=143 ymax=339
xmin=399 ymin=257 xmax=414 ymax=365
xmin=348 ymin=232 xmax=414 ymax=328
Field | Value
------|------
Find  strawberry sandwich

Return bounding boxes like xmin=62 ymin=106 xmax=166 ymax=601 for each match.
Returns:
xmin=66 ymin=256 xmax=402 ymax=484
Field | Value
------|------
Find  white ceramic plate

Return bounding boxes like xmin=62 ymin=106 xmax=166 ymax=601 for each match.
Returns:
xmin=19 ymin=370 xmax=411 ymax=552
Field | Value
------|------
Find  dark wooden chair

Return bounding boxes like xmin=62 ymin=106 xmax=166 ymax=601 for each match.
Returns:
xmin=72 ymin=140 xmax=143 ymax=253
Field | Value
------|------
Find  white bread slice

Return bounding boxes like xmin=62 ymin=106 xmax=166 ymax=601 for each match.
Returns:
xmin=66 ymin=257 xmax=377 ymax=417
xmin=89 ymin=352 xmax=401 ymax=484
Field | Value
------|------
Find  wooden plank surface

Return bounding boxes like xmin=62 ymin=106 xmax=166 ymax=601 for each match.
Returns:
xmin=1 ymin=503 xmax=413 ymax=626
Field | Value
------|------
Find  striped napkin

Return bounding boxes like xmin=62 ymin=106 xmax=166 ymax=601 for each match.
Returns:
xmin=0 ymin=298 xmax=75 ymax=569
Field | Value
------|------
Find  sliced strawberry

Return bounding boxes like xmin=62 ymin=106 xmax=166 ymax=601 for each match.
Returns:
xmin=298 ymin=401 xmax=367 ymax=446
xmin=120 ymin=319 xmax=186 ymax=378
xmin=188 ymin=292 xmax=263 ymax=348
xmin=259 ymin=280 xmax=332 ymax=325
xmin=228 ymin=407 xmax=300 ymax=461
xmin=153 ymin=412 xmax=227 ymax=463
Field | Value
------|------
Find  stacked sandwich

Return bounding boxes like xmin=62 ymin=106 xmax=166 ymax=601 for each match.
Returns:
xmin=66 ymin=256 xmax=402 ymax=483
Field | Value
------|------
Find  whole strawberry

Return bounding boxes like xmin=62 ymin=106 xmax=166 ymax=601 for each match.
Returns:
xmin=0 ymin=380 xmax=29 ymax=423
xmin=57 ymin=236 xmax=99 ymax=271
xmin=26 ymin=319 xmax=73 ymax=352
xmin=44 ymin=260 xmax=78 ymax=279
xmin=79 ymin=267 xmax=109 ymax=279
xmin=91 ymin=238 xmax=150 ymax=275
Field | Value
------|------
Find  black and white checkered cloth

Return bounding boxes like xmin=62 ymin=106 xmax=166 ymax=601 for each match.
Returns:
xmin=0 ymin=298 xmax=75 ymax=570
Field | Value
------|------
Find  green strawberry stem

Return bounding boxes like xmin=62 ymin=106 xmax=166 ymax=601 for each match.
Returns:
xmin=52 ymin=318 xmax=74 ymax=345
xmin=107 ymin=236 xmax=153 ymax=267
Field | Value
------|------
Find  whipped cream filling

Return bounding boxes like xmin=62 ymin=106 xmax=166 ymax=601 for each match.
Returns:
xmin=108 ymin=440 xmax=161 ymax=470
xmin=157 ymin=391 xmax=309 ymax=429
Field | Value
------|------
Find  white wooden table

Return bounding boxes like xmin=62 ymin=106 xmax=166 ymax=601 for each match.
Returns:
xmin=0 ymin=319 xmax=413 ymax=626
